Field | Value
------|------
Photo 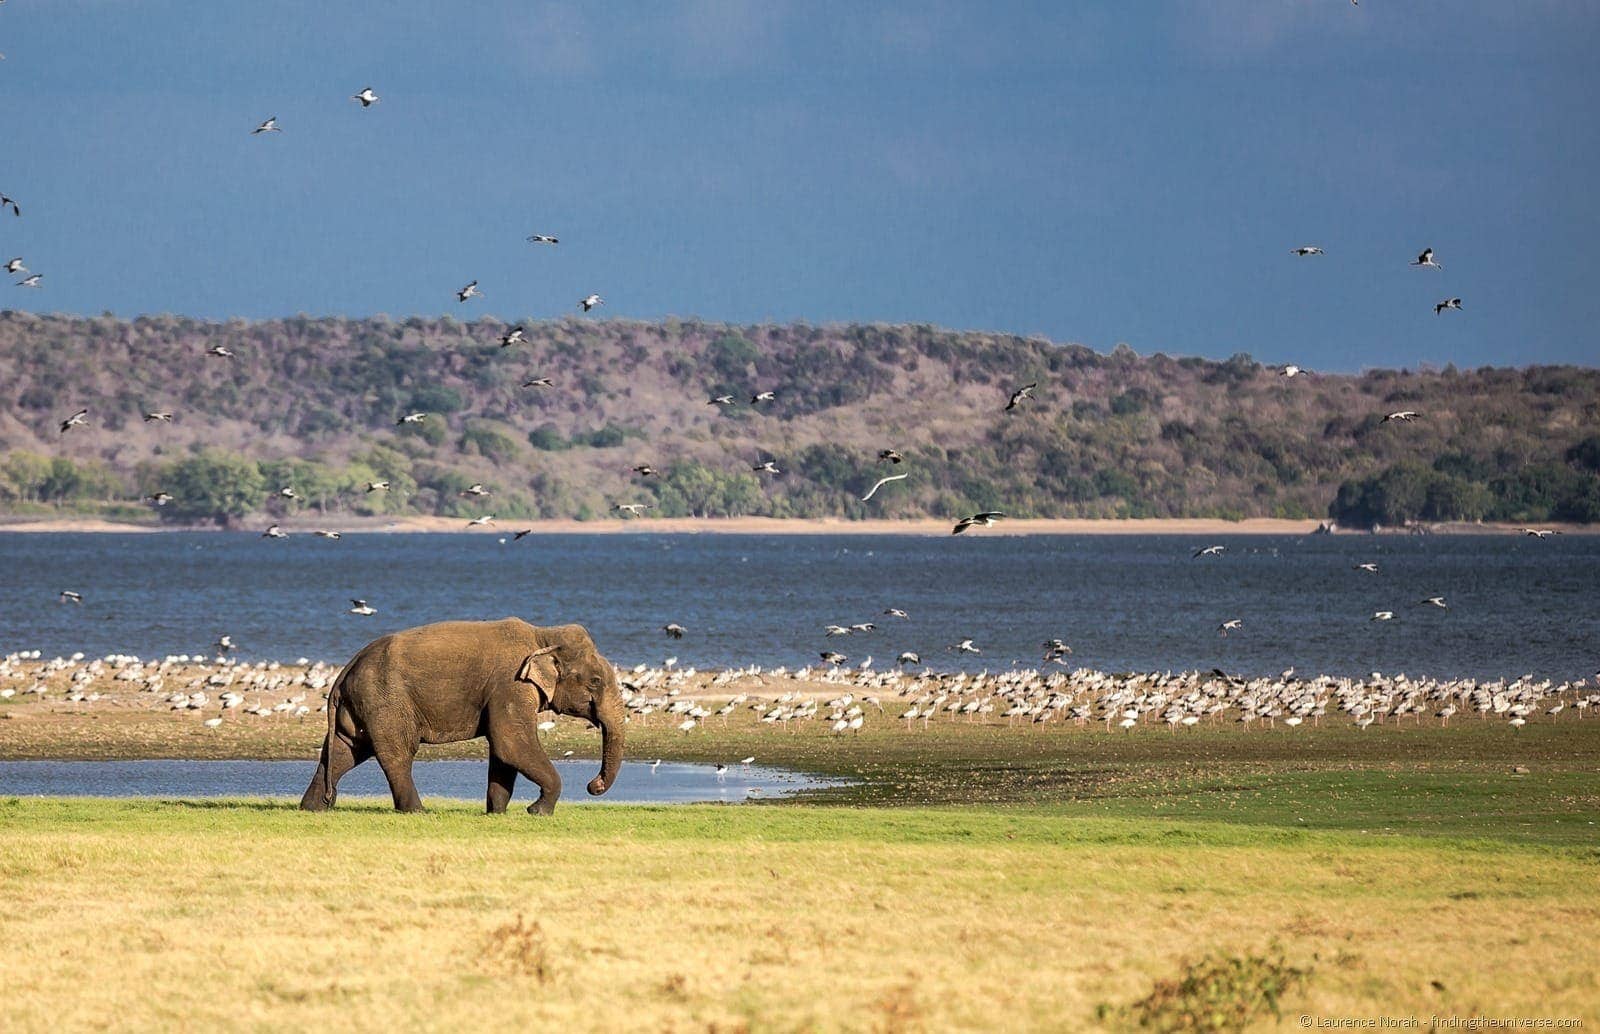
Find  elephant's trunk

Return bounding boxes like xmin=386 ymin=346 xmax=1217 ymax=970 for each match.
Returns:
xmin=587 ymin=698 xmax=624 ymax=796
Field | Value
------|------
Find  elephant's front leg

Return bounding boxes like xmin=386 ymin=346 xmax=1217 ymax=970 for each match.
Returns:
xmin=487 ymin=709 xmax=562 ymax=816
xmin=486 ymin=754 xmax=517 ymax=815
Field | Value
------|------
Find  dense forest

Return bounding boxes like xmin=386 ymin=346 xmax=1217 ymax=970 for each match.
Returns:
xmin=0 ymin=311 xmax=1596 ymax=527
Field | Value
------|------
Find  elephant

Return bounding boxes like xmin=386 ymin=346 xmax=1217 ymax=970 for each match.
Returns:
xmin=299 ymin=619 xmax=625 ymax=815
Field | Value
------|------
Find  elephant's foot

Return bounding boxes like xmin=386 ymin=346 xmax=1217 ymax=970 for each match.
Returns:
xmin=527 ymin=797 xmax=557 ymax=816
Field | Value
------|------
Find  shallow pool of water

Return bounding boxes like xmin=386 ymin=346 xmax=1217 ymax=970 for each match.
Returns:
xmin=0 ymin=759 xmax=837 ymax=805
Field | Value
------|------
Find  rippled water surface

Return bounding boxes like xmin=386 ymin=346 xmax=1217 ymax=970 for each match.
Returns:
xmin=2 ymin=531 xmax=1596 ymax=679
xmin=0 ymin=759 xmax=825 ymax=803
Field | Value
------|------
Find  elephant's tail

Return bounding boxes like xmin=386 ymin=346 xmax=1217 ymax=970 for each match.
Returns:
xmin=321 ymin=673 xmax=346 ymax=807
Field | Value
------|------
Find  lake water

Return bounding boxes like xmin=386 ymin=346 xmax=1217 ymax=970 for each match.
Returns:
xmin=0 ymin=759 xmax=827 ymax=804
xmin=1 ymin=531 xmax=1597 ymax=680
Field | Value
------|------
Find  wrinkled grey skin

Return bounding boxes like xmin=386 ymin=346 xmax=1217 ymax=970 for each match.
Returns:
xmin=299 ymin=619 xmax=625 ymax=815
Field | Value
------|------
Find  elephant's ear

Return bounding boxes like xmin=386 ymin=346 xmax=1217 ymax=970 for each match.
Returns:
xmin=516 ymin=645 xmax=560 ymax=707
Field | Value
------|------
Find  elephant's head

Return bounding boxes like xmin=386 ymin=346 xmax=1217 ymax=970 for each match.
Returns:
xmin=516 ymin=623 xmax=625 ymax=795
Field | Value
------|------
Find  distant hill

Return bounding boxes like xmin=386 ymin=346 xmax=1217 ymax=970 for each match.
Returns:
xmin=1 ymin=311 xmax=1597 ymax=527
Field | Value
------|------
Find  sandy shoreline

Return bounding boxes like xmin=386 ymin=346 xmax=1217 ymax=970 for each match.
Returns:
xmin=1 ymin=515 xmax=1588 ymax=536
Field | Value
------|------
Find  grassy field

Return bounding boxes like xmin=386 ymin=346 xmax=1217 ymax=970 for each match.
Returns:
xmin=3 ymin=697 xmax=1599 ymax=1031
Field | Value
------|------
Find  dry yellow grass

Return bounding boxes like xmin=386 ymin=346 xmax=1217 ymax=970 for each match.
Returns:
xmin=3 ymin=799 xmax=1597 ymax=1033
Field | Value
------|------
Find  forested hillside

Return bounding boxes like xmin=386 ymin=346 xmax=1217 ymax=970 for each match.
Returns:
xmin=1 ymin=311 xmax=1597 ymax=526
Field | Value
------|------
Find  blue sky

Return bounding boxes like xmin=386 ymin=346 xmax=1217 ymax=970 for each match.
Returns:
xmin=1 ymin=1 xmax=1596 ymax=370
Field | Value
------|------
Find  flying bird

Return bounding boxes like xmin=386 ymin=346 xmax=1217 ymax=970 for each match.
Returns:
xmin=1433 ymin=298 xmax=1463 ymax=315
xmin=522 ymin=377 xmax=554 ymax=388
xmin=351 ymin=87 xmax=379 ymax=107
xmin=348 ymin=599 xmax=376 ymax=616
xmin=526 ymin=234 xmax=559 ymax=245
xmin=148 ymin=492 xmax=173 ymax=506
xmin=861 ymin=473 xmax=908 ymax=502
xmin=397 ymin=412 xmax=428 ymax=424
xmin=59 ymin=409 xmax=88 ymax=434
xmin=207 ymin=345 xmax=235 ymax=358
xmin=1005 ymin=383 xmax=1037 ymax=411
xmin=500 ymin=327 xmax=527 ymax=348
xmin=0 ymin=194 xmax=19 ymax=217
xmin=662 ymin=623 xmax=686 ymax=639
xmin=4 ymin=258 xmax=24 ymax=274
xmin=1382 ymin=411 xmax=1419 ymax=423
xmin=1522 ymin=528 xmax=1558 ymax=539
xmin=459 ymin=484 xmax=490 ymax=497
xmin=466 ymin=515 xmax=496 ymax=527
xmin=884 ymin=608 xmax=909 ymax=618
xmin=59 ymin=590 xmax=83 ymax=604
xmin=1193 ymin=545 xmax=1225 ymax=558
xmin=1371 ymin=611 xmax=1396 ymax=622
xmin=1411 ymin=247 xmax=1442 ymax=270
xmin=364 ymin=481 xmax=389 ymax=493
xmin=1353 ymin=562 xmax=1379 ymax=573
xmin=262 ymin=524 xmax=287 ymax=539
xmin=632 ymin=465 xmax=660 ymax=477
xmin=15 ymin=273 xmax=41 ymax=288
xmin=614 ymin=503 xmax=652 ymax=515
xmin=1218 ymin=619 xmax=1243 ymax=636
xmin=708 ymin=395 xmax=736 ymax=406
xmin=879 ymin=449 xmax=903 ymax=464
xmin=750 ymin=390 xmax=776 ymax=404
xmin=579 ymin=294 xmax=603 ymax=312
xmin=897 ymin=651 xmax=921 ymax=665
xmin=752 ymin=460 xmax=781 ymax=475
xmin=952 ymin=511 xmax=1005 ymax=535
xmin=457 ymin=280 xmax=482 ymax=302
xmin=1281 ymin=365 xmax=1302 ymax=378
xmin=1420 ymin=596 xmax=1448 ymax=609
xmin=312 ymin=530 xmax=341 ymax=539
xmin=279 ymin=487 xmax=298 ymax=499
xmin=251 ymin=116 xmax=281 ymax=134
xmin=1290 ymin=246 xmax=1324 ymax=257
xmin=143 ymin=411 xmax=173 ymax=422
xmin=952 ymin=639 xmax=981 ymax=654
xmin=820 ymin=651 xmax=848 ymax=665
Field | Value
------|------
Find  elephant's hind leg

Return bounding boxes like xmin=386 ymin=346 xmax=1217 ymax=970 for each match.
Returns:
xmin=487 ymin=713 xmax=562 ymax=816
xmin=371 ymin=735 xmax=425 ymax=813
xmin=299 ymin=735 xmax=371 ymax=811
xmin=486 ymin=753 xmax=517 ymax=815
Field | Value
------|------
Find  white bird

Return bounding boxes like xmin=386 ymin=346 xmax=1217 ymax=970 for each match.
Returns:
xmin=251 ymin=116 xmax=281 ymax=134
xmin=739 ymin=757 xmax=754 ymax=765
xmin=861 ymin=473 xmax=908 ymax=502
xmin=1382 ymin=411 xmax=1419 ymax=423
xmin=527 ymin=234 xmax=559 ymax=245
xmin=650 ymin=759 xmax=662 ymax=773
xmin=459 ymin=483 xmax=490 ymax=497
xmin=397 ymin=412 xmax=428 ymax=424
xmin=579 ymin=294 xmax=603 ymax=312
xmin=1005 ymin=383 xmax=1037 ymax=411
xmin=1420 ymin=596 xmax=1448 ymax=609
xmin=714 ymin=763 xmax=727 ymax=781
xmin=1354 ymin=562 xmax=1379 ymax=573
xmin=677 ymin=718 xmax=697 ymax=734
xmin=500 ymin=327 xmax=527 ymax=348
xmin=1434 ymin=297 xmax=1463 ymax=316
xmin=709 ymin=395 xmax=736 ymax=406
xmin=203 ymin=717 xmax=223 ymax=729
xmin=262 ymin=524 xmax=287 ymax=539
xmin=313 ymin=530 xmax=342 ymax=540
xmin=59 ymin=408 xmax=88 ymax=434
xmin=351 ymin=87 xmax=379 ymax=107
xmin=1411 ymin=247 xmax=1442 ymax=270
xmin=662 ymin=623 xmax=686 ymax=638
xmin=4 ymin=258 xmax=24 ymax=274
xmin=457 ymin=280 xmax=482 ymax=302
xmin=897 ymin=651 xmax=920 ymax=665
xmin=15 ymin=273 xmax=41 ymax=288
xmin=1290 ymin=246 xmax=1324 ymax=257
xmin=1371 ymin=611 xmax=1396 ymax=622
xmin=148 ymin=492 xmax=173 ymax=506
xmin=952 ymin=512 xmax=1004 ymax=535
xmin=207 ymin=345 xmax=235 ymax=358
xmin=614 ymin=503 xmax=652 ymax=516
xmin=364 ymin=480 xmax=389 ymax=492
xmin=537 ymin=720 xmax=557 ymax=733
xmin=752 ymin=460 xmax=781 ymax=475
xmin=522 ymin=376 xmax=554 ymax=388
xmin=143 ymin=411 xmax=174 ymax=422
xmin=1218 ymin=619 xmax=1243 ymax=635
xmin=1193 ymin=544 xmax=1224 ymax=558
xmin=1281 ymin=365 xmax=1302 ymax=377
xmin=1522 ymin=528 xmax=1558 ymax=539
xmin=348 ymin=599 xmax=376 ymax=616
xmin=279 ymin=486 xmax=298 ymax=499
xmin=750 ymin=390 xmax=776 ymax=403
xmin=59 ymin=590 xmax=83 ymax=604
xmin=466 ymin=515 xmax=495 ymax=527
xmin=884 ymin=608 xmax=909 ymax=618
xmin=952 ymin=639 xmax=980 ymax=654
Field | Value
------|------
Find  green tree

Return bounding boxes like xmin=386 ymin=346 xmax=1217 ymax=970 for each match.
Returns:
xmin=161 ymin=451 xmax=267 ymax=526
